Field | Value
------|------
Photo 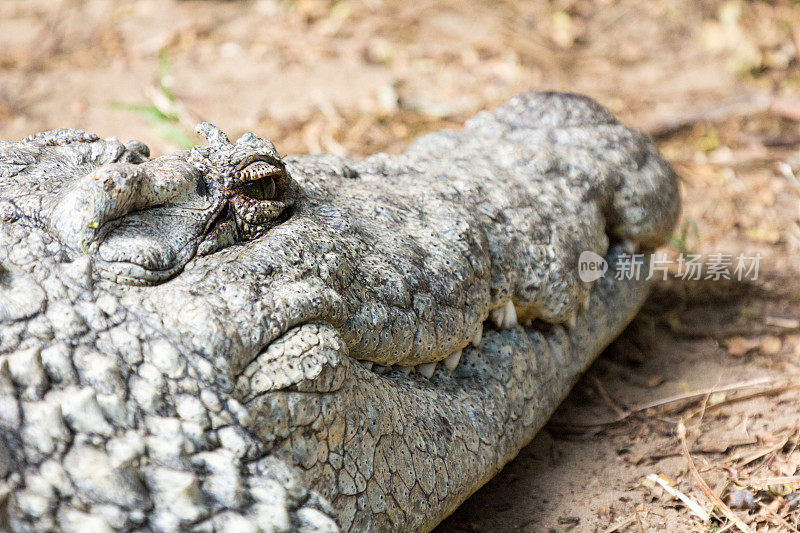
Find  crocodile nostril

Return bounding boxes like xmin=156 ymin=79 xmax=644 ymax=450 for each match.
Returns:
xmin=195 ymin=177 xmax=208 ymax=197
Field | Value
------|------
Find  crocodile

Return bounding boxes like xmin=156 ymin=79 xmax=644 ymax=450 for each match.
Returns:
xmin=0 ymin=92 xmax=679 ymax=532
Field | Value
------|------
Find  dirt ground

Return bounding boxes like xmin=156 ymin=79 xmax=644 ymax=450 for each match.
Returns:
xmin=2 ymin=0 xmax=800 ymax=531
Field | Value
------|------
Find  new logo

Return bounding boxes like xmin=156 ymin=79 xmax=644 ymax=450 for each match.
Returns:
xmin=578 ymin=251 xmax=608 ymax=282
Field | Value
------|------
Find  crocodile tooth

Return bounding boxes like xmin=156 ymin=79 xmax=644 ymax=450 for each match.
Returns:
xmin=443 ymin=349 xmax=462 ymax=371
xmin=502 ymin=300 xmax=517 ymax=328
xmin=470 ymin=323 xmax=483 ymax=346
xmin=397 ymin=365 xmax=412 ymax=375
xmin=490 ymin=306 xmax=505 ymax=328
xmin=362 ymin=361 xmax=373 ymax=371
xmin=581 ymin=293 xmax=591 ymax=311
xmin=417 ymin=362 xmax=436 ymax=379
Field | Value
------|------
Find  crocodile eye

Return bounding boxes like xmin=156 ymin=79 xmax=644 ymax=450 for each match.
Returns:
xmin=240 ymin=160 xmax=284 ymax=200
xmin=242 ymin=175 xmax=276 ymax=200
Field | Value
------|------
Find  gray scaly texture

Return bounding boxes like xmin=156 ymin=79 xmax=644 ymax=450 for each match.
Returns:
xmin=0 ymin=92 xmax=679 ymax=532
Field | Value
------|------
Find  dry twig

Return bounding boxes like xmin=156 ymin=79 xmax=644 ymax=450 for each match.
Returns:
xmin=678 ymin=421 xmax=753 ymax=533
xmin=590 ymin=375 xmax=628 ymax=418
xmin=641 ymin=91 xmax=800 ymax=138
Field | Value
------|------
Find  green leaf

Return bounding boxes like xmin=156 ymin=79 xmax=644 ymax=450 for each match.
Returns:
xmin=158 ymin=48 xmax=177 ymax=102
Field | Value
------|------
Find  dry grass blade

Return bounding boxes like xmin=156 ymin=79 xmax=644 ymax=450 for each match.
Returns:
xmin=635 ymin=378 xmax=775 ymax=413
xmin=678 ymin=421 xmax=753 ymax=533
xmin=601 ymin=515 xmax=637 ymax=533
xmin=717 ymin=522 xmax=737 ymax=533
xmin=686 ymin=386 xmax=800 ymax=422
xmin=732 ymin=428 xmax=796 ymax=467
xmin=635 ymin=511 xmax=645 ymax=533
xmin=646 ymin=474 xmax=710 ymax=522
xmin=745 ymin=475 xmax=800 ymax=488
xmin=552 ymin=377 xmax=779 ymax=428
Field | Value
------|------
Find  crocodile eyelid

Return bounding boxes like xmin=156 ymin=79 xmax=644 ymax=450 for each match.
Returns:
xmin=235 ymin=153 xmax=285 ymax=171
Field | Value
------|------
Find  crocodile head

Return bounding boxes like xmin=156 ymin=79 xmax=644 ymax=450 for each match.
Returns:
xmin=0 ymin=93 xmax=681 ymax=532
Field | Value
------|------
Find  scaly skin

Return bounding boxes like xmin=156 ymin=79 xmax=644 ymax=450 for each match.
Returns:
xmin=0 ymin=92 xmax=679 ymax=531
